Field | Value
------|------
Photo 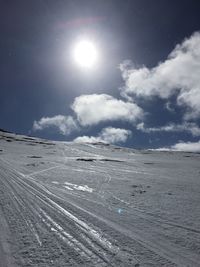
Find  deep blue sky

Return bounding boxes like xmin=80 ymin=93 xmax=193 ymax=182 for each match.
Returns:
xmin=1 ymin=0 xmax=200 ymax=149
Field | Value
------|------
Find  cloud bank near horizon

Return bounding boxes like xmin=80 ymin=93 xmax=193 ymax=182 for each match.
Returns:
xmin=137 ymin=122 xmax=200 ymax=137
xmin=74 ymin=127 xmax=131 ymax=144
xmin=154 ymin=140 xmax=200 ymax=153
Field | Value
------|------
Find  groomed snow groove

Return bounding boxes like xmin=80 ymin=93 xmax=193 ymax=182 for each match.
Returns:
xmin=1 ymin=130 xmax=200 ymax=266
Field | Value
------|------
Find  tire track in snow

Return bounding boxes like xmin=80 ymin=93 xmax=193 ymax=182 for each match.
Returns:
xmin=0 ymin=159 xmax=130 ymax=266
xmin=1 ymin=158 xmax=200 ymax=266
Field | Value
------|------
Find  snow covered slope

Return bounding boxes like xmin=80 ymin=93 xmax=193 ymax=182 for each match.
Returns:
xmin=0 ymin=130 xmax=200 ymax=267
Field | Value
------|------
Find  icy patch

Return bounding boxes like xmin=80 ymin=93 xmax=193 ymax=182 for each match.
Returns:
xmin=76 ymin=185 xmax=93 ymax=192
xmin=64 ymin=182 xmax=93 ymax=193
xmin=64 ymin=185 xmax=74 ymax=191
xmin=52 ymin=181 xmax=59 ymax=184
xmin=52 ymin=181 xmax=93 ymax=192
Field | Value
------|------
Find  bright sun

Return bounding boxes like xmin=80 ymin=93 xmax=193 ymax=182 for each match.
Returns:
xmin=72 ymin=40 xmax=98 ymax=69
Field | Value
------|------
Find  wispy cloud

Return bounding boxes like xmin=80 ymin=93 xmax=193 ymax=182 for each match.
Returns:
xmin=74 ymin=127 xmax=131 ymax=144
xmin=137 ymin=122 xmax=200 ymax=137
xmin=72 ymin=94 xmax=143 ymax=126
xmin=33 ymin=115 xmax=78 ymax=135
xmin=120 ymin=32 xmax=200 ymax=119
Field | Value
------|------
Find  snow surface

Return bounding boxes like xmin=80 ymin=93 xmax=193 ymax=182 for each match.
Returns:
xmin=0 ymin=130 xmax=200 ymax=266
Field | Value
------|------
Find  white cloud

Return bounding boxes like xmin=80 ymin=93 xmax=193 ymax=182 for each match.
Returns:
xmin=33 ymin=115 xmax=78 ymax=135
xmin=100 ymin=127 xmax=132 ymax=143
xmin=71 ymin=94 xmax=143 ymax=126
xmin=154 ymin=140 xmax=200 ymax=152
xmin=137 ymin=122 xmax=200 ymax=137
xmin=120 ymin=32 xmax=200 ymax=119
xmin=171 ymin=140 xmax=200 ymax=152
xmin=74 ymin=135 xmax=100 ymax=143
xmin=74 ymin=127 xmax=131 ymax=144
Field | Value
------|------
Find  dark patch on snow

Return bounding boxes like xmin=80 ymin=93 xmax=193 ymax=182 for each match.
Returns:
xmin=23 ymin=137 xmax=35 ymax=141
xmin=27 ymin=156 xmax=42 ymax=159
xmin=38 ymin=142 xmax=55 ymax=145
xmin=102 ymin=158 xmax=123 ymax=162
xmin=134 ymin=263 xmax=140 ymax=267
xmin=131 ymin=184 xmax=148 ymax=196
xmin=139 ymin=190 xmax=146 ymax=194
xmin=167 ymin=192 xmax=173 ymax=195
xmin=0 ymin=128 xmax=11 ymax=133
xmin=132 ymin=185 xmax=138 ymax=188
xmin=26 ymin=143 xmax=37 ymax=146
xmin=76 ymin=158 xmax=123 ymax=163
xmin=27 ymin=162 xmax=45 ymax=167
xmin=76 ymin=158 xmax=95 ymax=162
xmin=92 ymin=142 xmax=110 ymax=146
xmin=142 ymin=152 xmax=153 ymax=155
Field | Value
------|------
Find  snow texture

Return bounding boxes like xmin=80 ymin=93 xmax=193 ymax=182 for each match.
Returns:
xmin=0 ymin=130 xmax=200 ymax=266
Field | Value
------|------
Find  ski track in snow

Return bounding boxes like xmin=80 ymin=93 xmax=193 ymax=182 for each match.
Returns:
xmin=1 ymin=131 xmax=200 ymax=266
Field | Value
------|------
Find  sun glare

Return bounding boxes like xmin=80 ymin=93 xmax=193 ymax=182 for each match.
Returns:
xmin=72 ymin=40 xmax=98 ymax=69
